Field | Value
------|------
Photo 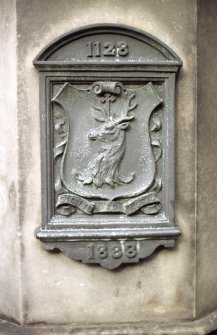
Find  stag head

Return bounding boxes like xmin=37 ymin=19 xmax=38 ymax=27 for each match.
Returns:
xmin=89 ymin=94 xmax=137 ymax=142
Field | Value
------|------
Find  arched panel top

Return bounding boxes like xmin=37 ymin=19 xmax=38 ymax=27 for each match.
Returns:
xmin=34 ymin=24 xmax=182 ymax=70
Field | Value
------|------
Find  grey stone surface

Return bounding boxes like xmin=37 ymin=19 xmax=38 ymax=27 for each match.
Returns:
xmin=16 ymin=0 xmax=197 ymax=324
xmin=0 ymin=0 xmax=21 ymax=323
xmin=4 ymin=0 xmax=217 ymax=332
xmin=197 ymin=0 xmax=217 ymax=318
xmin=1 ymin=310 xmax=217 ymax=335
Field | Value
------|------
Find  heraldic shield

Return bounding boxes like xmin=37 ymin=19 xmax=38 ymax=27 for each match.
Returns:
xmin=53 ymin=81 xmax=163 ymax=216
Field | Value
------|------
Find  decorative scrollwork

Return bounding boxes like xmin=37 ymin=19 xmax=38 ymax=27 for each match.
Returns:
xmin=91 ymin=81 xmax=123 ymax=96
xmin=151 ymin=139 xmax=162 ymax=162
xmin=53 ymin=105 xmax=68 ymax=159
xmin=150 ymin=114 xmax=162 ymax=132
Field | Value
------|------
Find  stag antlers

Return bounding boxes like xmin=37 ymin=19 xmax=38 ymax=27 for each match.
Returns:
xmin=92 ymin=93 xmax=138 ymax=124
xmin=114 ymin=94 xmax=137 ymax=124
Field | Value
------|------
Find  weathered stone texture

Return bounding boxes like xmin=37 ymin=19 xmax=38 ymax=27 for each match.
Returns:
xmin=16 ymin=0 xmax=197 ymax=324
xmin=3 ymin=0 xmax=217 ymax=333
xmin=197 ymin=0 xmax=217 ymax=318
xmin=0 ymin=0 xmax=21 ymax=323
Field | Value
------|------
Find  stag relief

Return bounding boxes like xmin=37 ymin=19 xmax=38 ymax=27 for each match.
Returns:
xmin=76 ymin=86 xmax=137 ymax=188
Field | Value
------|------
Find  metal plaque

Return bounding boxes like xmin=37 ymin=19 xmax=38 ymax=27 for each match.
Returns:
xmin=34 ymin=24 xmax=182 ymax=269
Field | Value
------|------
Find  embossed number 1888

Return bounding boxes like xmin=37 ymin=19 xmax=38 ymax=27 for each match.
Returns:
xmin=87 ymin=242 xmax=137 ymax=260
xmin=86 ymin=41 xmax=129 ymax=57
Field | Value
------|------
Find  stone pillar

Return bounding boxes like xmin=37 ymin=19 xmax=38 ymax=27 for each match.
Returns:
xmin=0 ymin=0 xmax=22 ymax=324
xmin=0 ymin=1 xmax=217 ymax=334
xmin=197 ymin=0 xmax=217 ymax=319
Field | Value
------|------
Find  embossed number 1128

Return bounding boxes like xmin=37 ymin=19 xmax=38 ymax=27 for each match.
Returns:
xmin=86 ymin=41 xmax=129 ymax=57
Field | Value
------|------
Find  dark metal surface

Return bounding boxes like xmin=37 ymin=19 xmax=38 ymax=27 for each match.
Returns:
xmin=34 ymin=24 xmax=182 ymax=269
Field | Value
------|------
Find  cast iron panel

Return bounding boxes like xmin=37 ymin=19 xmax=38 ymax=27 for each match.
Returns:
xmin=34 ymin=24 xmax=182 ymax=269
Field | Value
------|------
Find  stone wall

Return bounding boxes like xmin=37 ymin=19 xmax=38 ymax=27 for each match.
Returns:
xmin=0 ymin=0 xmax=21 ymax=324
xmin=0 ymin=0 xmax=217 ymax=334
xmin=197 ymin=0 xmax=217 ymax=318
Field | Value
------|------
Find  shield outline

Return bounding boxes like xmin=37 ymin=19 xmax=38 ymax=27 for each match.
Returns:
xmin=52 ymin=81 xmax=163 ymax=201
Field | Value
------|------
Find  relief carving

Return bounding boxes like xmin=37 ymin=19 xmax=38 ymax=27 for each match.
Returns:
xmin=35 ymin=24 xmax=182 ymax=269
xmin=53 ymin=81 xmax=163 ymax=216
xmin=76 ymin=82 xmax=137 ymax=188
